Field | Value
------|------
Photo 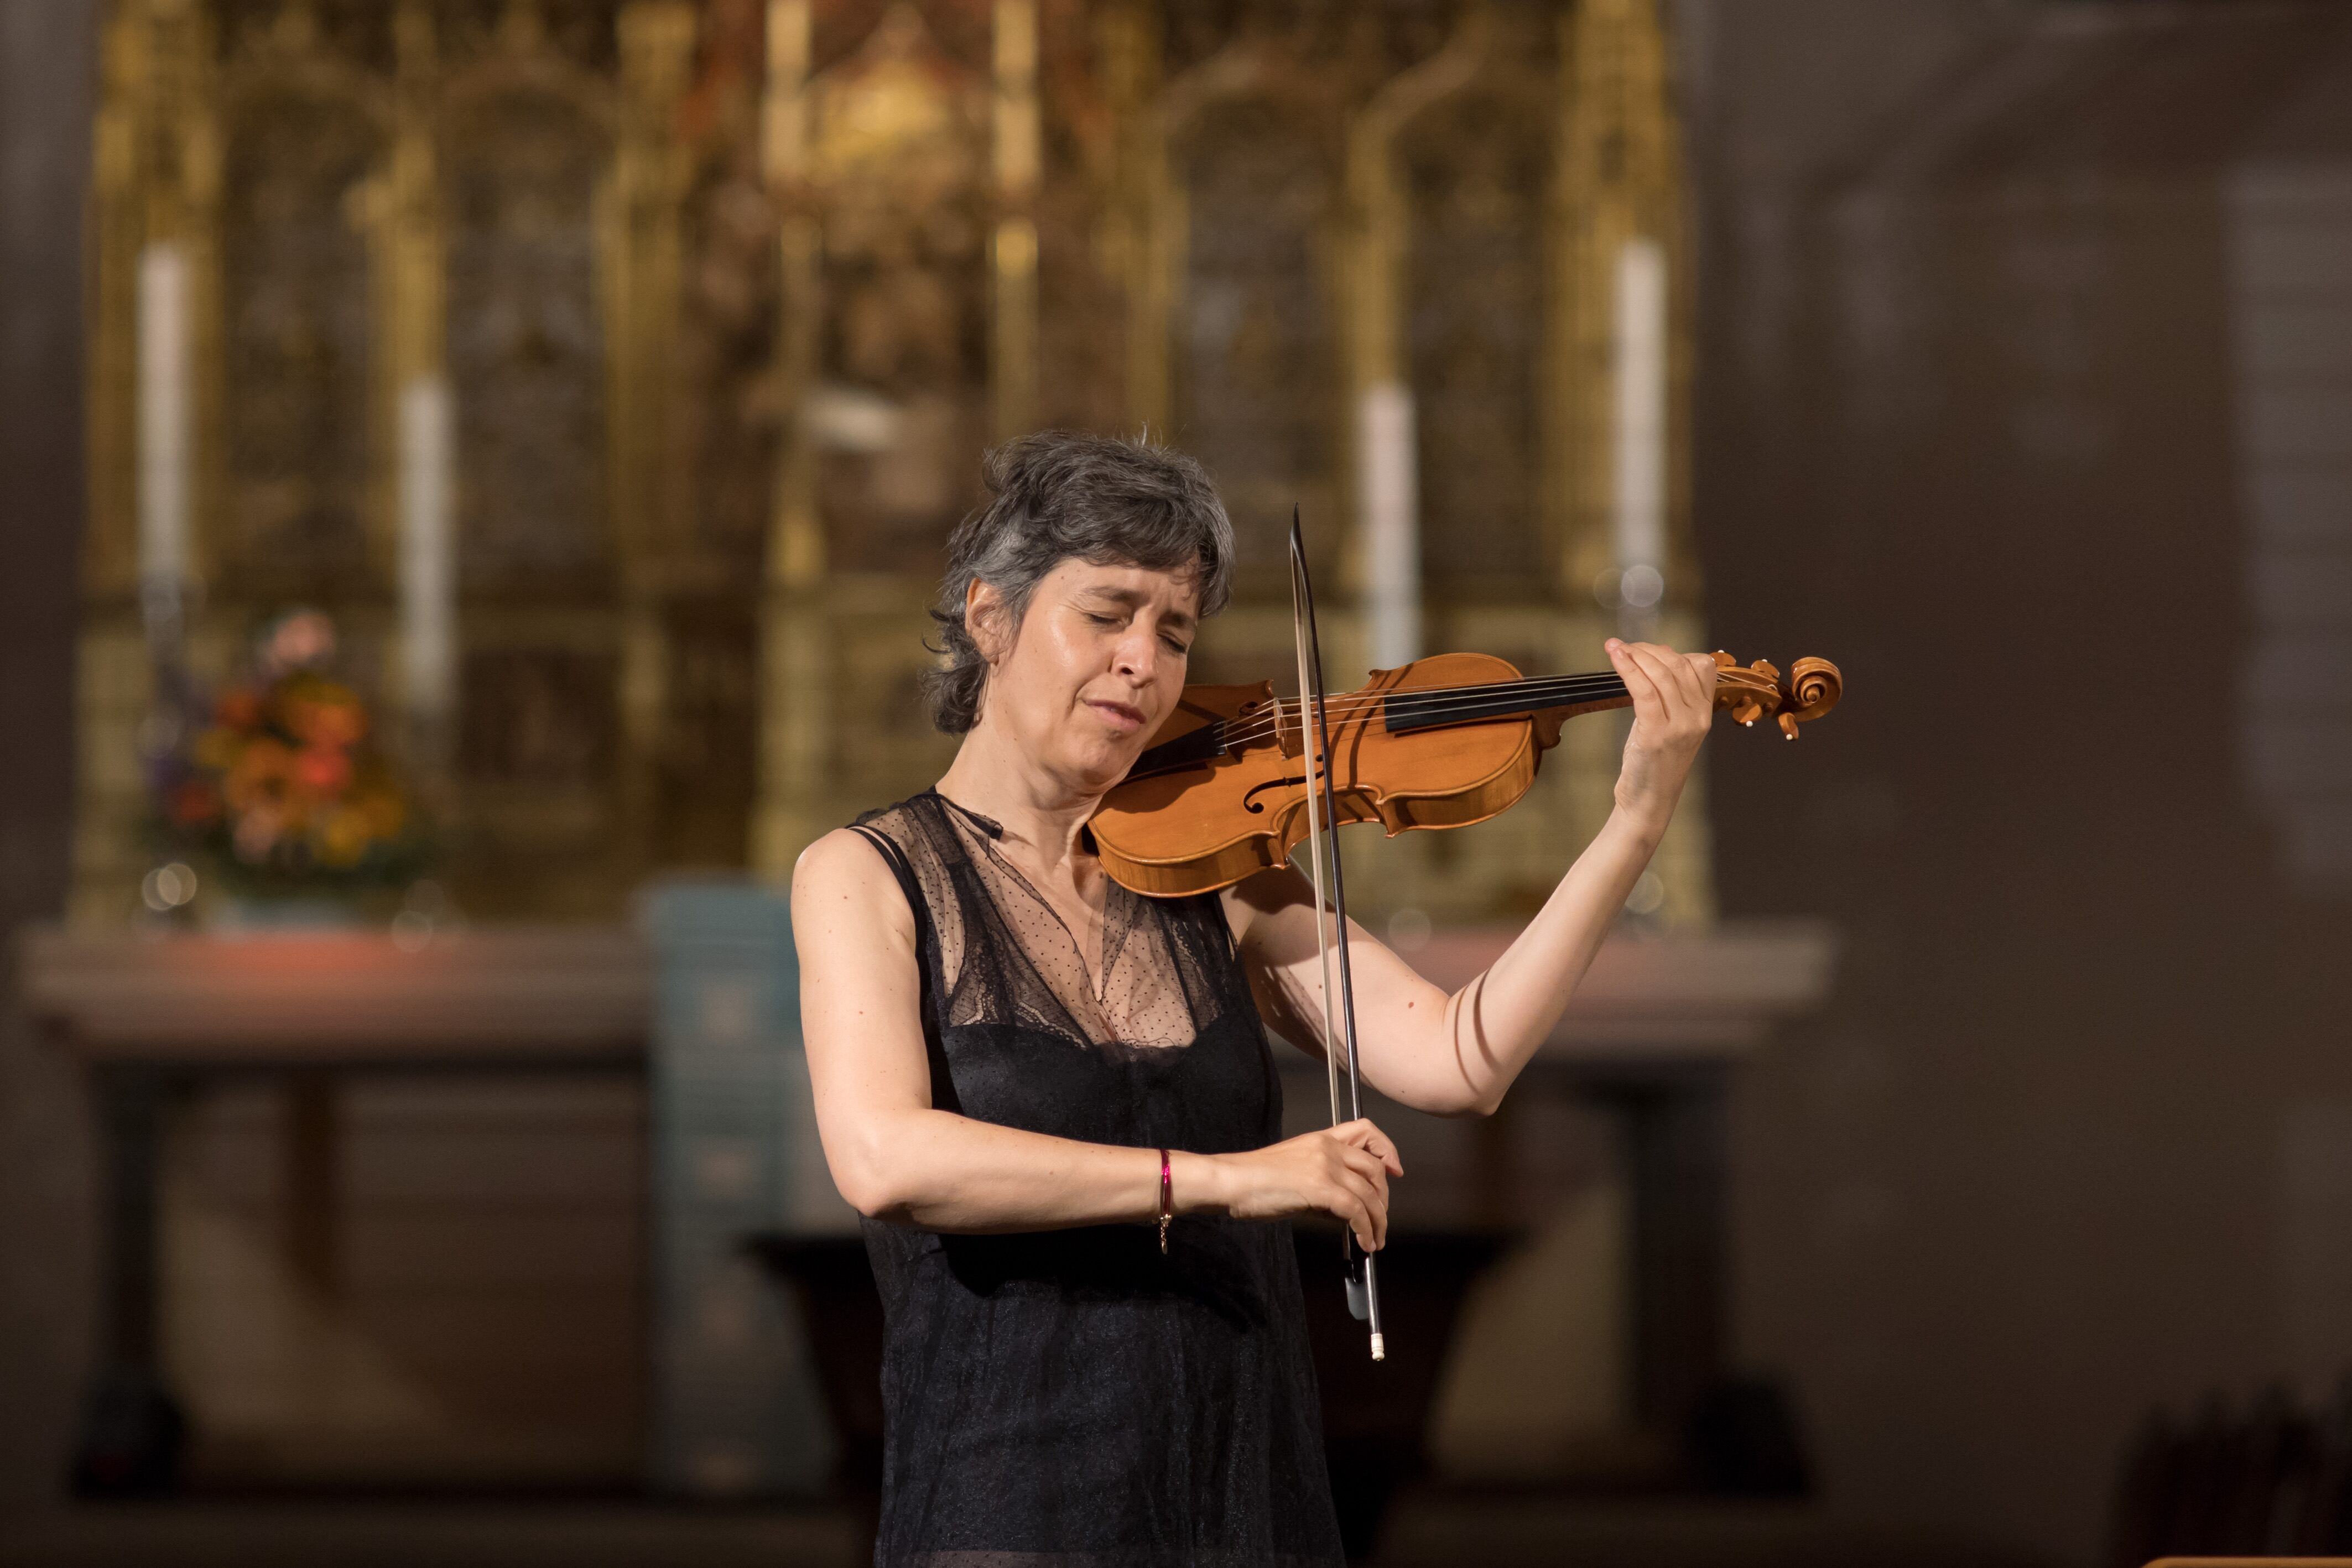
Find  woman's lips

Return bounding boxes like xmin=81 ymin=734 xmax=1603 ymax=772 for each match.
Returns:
xmin=1089 ymin=699 xmax=1146 ymax=734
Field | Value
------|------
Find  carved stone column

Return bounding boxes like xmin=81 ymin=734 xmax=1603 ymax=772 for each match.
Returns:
xmin=991 ymin=0 xmax=1040 ymax=442
xmin=612 ymin=2 xmax=699 ymax=876
xmin=752 ymin=0 xmax=829 ymax=879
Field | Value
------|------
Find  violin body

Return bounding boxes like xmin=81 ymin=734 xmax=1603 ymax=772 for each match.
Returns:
xmin=1090 ymin=649 xmax=1840 ymax=898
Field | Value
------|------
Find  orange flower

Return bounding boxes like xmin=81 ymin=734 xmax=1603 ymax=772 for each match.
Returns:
xmin=293 ymin=747 xmax=353 ymax=796
xmin=224 ymin=739 xmax=294 ymax=814
xmin=285 ymin=687 xmax=366 ymax=750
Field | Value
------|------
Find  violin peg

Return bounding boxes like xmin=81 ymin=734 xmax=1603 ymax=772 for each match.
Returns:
xmin=1711 ymin=649 xmax=1738 ymax=670
xmin=1778 ymin=712 xmax=1801 ymax=741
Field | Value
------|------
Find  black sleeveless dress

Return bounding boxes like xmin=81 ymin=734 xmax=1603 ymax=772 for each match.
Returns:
xmin=848 ymin=790 xmax=1345 ymax=1568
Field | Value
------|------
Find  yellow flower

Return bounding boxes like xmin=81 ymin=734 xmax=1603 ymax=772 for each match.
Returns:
xmin=318 ymin=808 xmax=372 ymax=868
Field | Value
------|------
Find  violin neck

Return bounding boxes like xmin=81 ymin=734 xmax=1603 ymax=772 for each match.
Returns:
xmin=1380 ymin=671 xmax=1632 ymax=735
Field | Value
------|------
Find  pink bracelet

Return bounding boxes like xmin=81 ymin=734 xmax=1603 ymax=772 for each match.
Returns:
xmin=1157 ymin=1148 xmax=1172 ymax=1254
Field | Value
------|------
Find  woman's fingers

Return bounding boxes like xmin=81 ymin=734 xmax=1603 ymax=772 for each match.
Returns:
xmin=1334 ymin=1118 xmax=1405 ymax=1176
xmin=1630 ymin=641 xmax=1696 ymax=715
xmin=1617 ymin=640 xmax=1717 ymax=741
xmin=1684 ymin=649 xmax=1722 ymax=696
xmin=1609 ymin=638 xmax=1669 ymax=725
xmin=1319 ymin=1138 xmax=1389 ymax=1249
xmin=1330 ymin=1165 xmax=1386 ymax=1251
xmin=1664 ymin=649 xmax=1713 ymax=714
xmin=1339 ymin=1142 xmax=1389 ymax=1192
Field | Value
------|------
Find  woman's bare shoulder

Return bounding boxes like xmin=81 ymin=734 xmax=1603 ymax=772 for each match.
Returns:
xmin=792 ymin=827 xmax=913 ymax=938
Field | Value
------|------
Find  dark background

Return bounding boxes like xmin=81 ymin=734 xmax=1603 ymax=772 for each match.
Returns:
xmin=1694 ymin=1 xmax=2352 ymax=1559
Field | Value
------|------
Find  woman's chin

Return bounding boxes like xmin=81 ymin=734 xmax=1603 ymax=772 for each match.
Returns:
xmin=1061 ymin=738 xmax=1141 ymax=791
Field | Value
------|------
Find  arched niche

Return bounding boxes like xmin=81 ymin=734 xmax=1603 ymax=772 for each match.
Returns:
xmin=216 ymin=8 xmax=391 ymax=602
xmin=1164 ymin=49 xmax=1345 ymax=599
xmin=440 ymin=13 xmax=615 ymax=602
xmin=1392 ymin=27 xmax=1554 ymax=604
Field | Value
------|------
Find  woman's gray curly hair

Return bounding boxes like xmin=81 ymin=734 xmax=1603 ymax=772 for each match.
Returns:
xmin=925 ymin=431 xmax=1235 ymax=734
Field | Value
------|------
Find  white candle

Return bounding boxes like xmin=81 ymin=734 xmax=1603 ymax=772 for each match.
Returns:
xmin=1359 ymin=380 xmax=1421 ymax=670
xmin=137 ymin=241 xmax=190 ymax=623
xmin=1611 ymin=236 xmax=1668 ymax=607
xmin=399 ymin=375 xmax=454 ymax=725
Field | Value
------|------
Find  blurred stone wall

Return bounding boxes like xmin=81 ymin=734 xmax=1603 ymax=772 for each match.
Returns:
xmin=1684 ymin=1 xmax=2352 ymax=1561
xmin=0 ymin=0 xmax=100 ymax=1519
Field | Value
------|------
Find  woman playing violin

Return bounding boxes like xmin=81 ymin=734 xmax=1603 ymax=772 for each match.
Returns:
xmin=792 ymin=430 xmax=1722 ymax=1567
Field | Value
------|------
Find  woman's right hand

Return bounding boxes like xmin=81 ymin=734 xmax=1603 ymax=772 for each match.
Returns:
xmin=1199 ymin=1120 xmax=1402 ymax=1252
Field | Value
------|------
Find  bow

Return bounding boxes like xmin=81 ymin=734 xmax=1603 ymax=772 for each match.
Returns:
xmin=1289 ymin=509 xmax=1385 ymax=1363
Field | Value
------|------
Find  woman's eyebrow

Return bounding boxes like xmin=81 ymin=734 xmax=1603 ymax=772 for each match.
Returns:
xmin=1081 ymin=585 xmax=1196 ymax=631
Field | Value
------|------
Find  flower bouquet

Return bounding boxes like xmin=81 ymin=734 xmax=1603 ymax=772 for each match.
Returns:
xmin=150 ymin=611 xmax=433 ymax=907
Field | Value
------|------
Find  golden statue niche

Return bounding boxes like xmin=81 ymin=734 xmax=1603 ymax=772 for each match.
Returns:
xmin=82 ymin=0 xmax=1704 ymax=931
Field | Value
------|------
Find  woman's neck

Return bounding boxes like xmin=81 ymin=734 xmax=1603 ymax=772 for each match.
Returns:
xmin=934 ymin=717 xmax=1104 ymax=876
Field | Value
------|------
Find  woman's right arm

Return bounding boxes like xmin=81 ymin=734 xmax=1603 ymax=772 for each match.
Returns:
xmin=792 ymin=827 xmax=1402 ymax=1249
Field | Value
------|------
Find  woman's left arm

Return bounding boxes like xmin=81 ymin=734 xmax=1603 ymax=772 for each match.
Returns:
xmin=1227 ymin=638 xmax=1719 ymax=1117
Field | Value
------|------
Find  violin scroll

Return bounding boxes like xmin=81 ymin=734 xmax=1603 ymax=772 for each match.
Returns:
xmin=1710 ymin=650 xmax=1844 ymax=741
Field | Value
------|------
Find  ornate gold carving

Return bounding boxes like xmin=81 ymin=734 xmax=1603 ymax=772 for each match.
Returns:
xmin=752 ymin=3 xmax=986 ymax=874
xmin=77 ymin=0 xmax=1704 ymax=928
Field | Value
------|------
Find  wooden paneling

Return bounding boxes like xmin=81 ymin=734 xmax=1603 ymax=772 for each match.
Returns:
xmin=160 ymin=1071 xmax=646 ymax=1486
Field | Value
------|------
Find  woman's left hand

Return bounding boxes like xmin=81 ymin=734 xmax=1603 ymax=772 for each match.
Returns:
xmin=1605 ymin=638 xmax=1719 ymax=831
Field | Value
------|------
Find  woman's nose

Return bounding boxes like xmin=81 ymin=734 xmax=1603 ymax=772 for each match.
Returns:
xmin=1113 ymin=629 xmax=1158 ymax=681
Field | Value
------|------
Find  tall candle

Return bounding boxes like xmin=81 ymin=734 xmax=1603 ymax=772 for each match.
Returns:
xmin=1359 ymin=380 xmax=1420 ymax=670
xmin=399 ymin=375 xmax=454 ymax=727
xmin=136 ymin=241 xmax=190 ymax=629
xmin=1611 ymin=236 xmax=1668 ymax=612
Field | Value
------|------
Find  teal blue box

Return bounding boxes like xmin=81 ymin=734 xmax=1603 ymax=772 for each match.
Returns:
xmin=641 ymin=877 xmax=851 ymax=1497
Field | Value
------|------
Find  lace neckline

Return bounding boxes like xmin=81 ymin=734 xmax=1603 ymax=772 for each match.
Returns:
xmin=925 ymin=787 xmax=1005 ymax=839
xmin=926 ymin=789 xmax=1132 ymax=1008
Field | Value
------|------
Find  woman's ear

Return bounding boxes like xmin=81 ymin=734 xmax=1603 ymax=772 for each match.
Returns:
xmin=965 ymin=578 xmax=1008 ymax=666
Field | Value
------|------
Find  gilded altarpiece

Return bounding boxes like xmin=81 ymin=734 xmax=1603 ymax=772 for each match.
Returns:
xmin=83 ymin=0 xmax=711 ymax=923
xmin=84 ymin=0 xmax=1706 ymax=931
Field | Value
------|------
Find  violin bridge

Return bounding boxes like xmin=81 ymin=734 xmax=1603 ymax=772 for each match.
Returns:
xmin=1256 ymin=695 xmax=1305 ymax=759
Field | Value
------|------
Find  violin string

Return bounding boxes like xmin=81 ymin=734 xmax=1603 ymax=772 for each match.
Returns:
xmin=1202 ymin=671 xmax=1647 ymax=753
xmin=1215 ymin=673 xmax=1630 ymax=745
xmin=1226 ymin=660 xmax=1784 ymax=744
xmin=1137 ymin=663 xmax=1787 ymax=767
xmin=1208 ymin=677 xmax=1631 ymax=753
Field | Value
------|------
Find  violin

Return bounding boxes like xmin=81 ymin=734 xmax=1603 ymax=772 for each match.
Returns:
xmin=1091 ymin=509 xmax=1839 ymax=1363
xmin=1091 ymin=647 xmax=1843 ymax=899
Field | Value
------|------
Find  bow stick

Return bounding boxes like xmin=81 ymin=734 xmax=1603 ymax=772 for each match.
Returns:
xmin=1288 ymin=509 xmax=1385 ymax=1363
